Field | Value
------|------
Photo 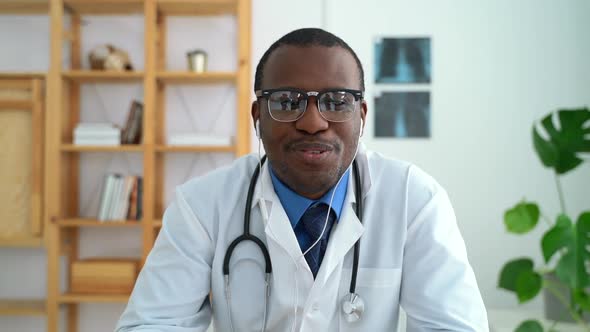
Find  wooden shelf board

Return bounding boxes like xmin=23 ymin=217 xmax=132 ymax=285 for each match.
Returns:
xmin=0 ymin=100 xmax=34 ymax=110
xmin=157 ymin=0 xmax=236 ymax=16
xmin=63 ymin=70 xmax=144 ymax=83
xmin=156 ymin=145 xmax=235 ymax=153
xmin=57 ymin=218 xmax=142 ymax=227
xmin=0 ymin=1 xmax=48 ymax=14
xmin=0 ymin=237 xmax=44 ymax=248
xmin=58 ymin=293 xmax=129 ymax=303
xmin=157 ymin=71 xmax=236 ymax=84
xmin=0 ymin=299 xmax=46 ymax=316
xmin=153 ymin=220 xmax=162 ymax=227
xmin=61 ymin=144 xmax=144 ymax=152
xmin=64 ymin=0 xmax=144 ymax=15
xmin=0 ymin=72 xmax=45 ymax=79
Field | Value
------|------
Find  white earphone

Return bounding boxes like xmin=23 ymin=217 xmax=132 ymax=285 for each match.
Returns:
xmin=359 ymin=118 xmax=364 ymax=137
xmin=253 ymin=115 xmax=365 ymax=328
xmin=255 ymin=119 xmax=261 ymax=138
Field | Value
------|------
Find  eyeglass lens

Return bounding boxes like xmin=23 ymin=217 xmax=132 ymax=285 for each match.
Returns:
xmin=267 ymin=90 xmax=356 ymax=122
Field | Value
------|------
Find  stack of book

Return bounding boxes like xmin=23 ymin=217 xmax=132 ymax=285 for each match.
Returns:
xmin=97 ymin=173 xmax=143 ymax=222
xmin=74 ymin=123 xmax=121 ymax=146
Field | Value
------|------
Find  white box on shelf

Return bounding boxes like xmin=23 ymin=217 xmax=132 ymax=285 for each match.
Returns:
xmin=74 ymin=122 xmax=120 ymax=135
xmin=167 ymin=134 xmax=233 ymax=146
xmin=73 ymin=138 xmax=121 ymax=146
xmin=74 ymin=122 xmax=121 ymax=145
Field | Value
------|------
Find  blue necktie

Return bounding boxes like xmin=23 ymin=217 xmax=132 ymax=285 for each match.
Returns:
xmin=300 ymin=203 xmax=336 ymax=278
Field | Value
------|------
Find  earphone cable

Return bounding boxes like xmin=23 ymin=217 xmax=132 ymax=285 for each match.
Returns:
xmin=300 ymin=119 xmax=363 ymax=259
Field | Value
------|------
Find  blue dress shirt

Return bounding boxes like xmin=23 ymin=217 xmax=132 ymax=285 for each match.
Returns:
xmin=269 ymin=165 xmax=349 ymax=252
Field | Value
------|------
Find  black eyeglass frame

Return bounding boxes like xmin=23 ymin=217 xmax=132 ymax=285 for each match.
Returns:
xmin=255 ymin=88 xmax=364 ymax=123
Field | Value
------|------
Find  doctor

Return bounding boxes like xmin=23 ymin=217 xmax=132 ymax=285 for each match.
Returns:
xmin=116 ymin=28 xmax=488 ymax=331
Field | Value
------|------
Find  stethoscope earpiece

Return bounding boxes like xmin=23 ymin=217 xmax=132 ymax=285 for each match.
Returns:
xmin=342 ymin=293 xmax=365 ymax=323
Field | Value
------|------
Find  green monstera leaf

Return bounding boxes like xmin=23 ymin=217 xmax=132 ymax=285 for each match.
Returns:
xmin=541 ymin=214 xmax=573 ymax=263
xmin=574 ymin=213 xmax=590 ymax=288
xmin=504 ymin=202 xmax=540 ymax=234
xmin=499 ymin=258 xmax=535 ymax=292
xmin=515 ymin=320 xmax=544 ymax=332
xmin=516 ymin=270 xmax=542 ymax=303
xmin=499 ymin=258 xmax=542 ymax=303
xmin=573 ymin=288 xmax=590 ymax=312
xmin=541 ymin=212 xmax=590 ymax=289
xmin=532 ymin=107 xmax=590 ymax=174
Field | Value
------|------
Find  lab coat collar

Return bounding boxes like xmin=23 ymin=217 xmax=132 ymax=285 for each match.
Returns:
xmin=250 ymin=144 xmax=370 ymax=293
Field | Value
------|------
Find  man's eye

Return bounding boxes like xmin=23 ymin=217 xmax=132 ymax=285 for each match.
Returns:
xmin=324 ymin=100 xmax=347 ymax=110
xmin=277 ymin=99 xmax=299 ymax=110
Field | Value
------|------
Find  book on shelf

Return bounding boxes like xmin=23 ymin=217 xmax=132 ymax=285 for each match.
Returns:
xmin=167 ymin=133 xmax=233 ymax=146
xmin=121 ymin=100 xmax=143 ymax=145
xmin=97 ymin=173 xmax=143 ymax=222
xmin=74 ymin=122 xmax=121 ymax=146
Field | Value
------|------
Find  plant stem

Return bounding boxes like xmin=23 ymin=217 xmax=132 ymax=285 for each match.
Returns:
xmin=541 ymin=212 xmax=553 ymax=227
xmin=554 ymin=173 xmax=567 ymax=215
xmin=544 ymin=280 xmax=590 ymax=330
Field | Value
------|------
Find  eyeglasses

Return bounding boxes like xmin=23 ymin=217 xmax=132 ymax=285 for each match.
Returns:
xmin=255 ymin=88 xmax=364 ymax=122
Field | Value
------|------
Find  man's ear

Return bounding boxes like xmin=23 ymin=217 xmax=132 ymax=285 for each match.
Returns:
xmin=360 ymin=99 xmax=368 ymax=132
xmin=251 ymin=100 xmax=260 ymax=130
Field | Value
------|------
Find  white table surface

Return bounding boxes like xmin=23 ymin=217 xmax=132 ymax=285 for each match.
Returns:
xmin=487 ymin=308 xmax=585 ymax=332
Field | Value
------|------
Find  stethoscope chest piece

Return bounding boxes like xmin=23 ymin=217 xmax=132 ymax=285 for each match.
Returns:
xmin=342 ymin=293 xmax=364 ymax=323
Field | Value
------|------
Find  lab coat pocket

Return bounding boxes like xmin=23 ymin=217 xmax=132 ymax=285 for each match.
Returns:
xmin=339 ymin=268 xmax=402 ymax=331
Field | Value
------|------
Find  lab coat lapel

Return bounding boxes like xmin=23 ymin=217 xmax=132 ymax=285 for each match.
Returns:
xmin=302 ymin=175 xmax=364 ymax=322
xmin=251 ymin=162 xmax=310 ymax=273
xmin=314 ymin=178 xmax=364 ymax=287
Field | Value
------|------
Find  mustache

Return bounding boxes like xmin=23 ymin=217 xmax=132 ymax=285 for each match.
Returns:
xmin=285 ymin=139 xmax=341 ymax=152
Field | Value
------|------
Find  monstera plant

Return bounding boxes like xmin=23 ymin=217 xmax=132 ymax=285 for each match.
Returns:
xmin=498 ymin=107 xmax=590 ymax=332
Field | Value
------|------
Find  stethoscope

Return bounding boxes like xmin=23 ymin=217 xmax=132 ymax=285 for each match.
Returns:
xmin=222 ymin=155 xmax=365 ymax=331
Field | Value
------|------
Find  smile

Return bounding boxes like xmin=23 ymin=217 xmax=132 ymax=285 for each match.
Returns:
xmin=290 ymin=143 xmax=335 ymax=163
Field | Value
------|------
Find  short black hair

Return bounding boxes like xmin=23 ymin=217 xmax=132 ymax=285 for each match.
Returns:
xmin=254 ymin=28 xmax=365 ymax=92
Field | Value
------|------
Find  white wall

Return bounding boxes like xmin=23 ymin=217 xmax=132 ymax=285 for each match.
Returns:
xmin=1 ymin=1 xmax=590 ymax=330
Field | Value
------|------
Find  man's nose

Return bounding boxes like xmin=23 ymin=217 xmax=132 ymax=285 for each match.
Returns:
xmin=295 ymin=98 xmax=329 ymax=134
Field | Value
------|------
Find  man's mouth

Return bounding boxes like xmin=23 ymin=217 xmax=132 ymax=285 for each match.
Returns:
xmin=290 ymin=142 xmax=335 ymax=163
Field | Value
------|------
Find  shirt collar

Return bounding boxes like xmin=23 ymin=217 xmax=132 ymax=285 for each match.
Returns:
xmin=269 ymin=164 xmax=350 ymax=228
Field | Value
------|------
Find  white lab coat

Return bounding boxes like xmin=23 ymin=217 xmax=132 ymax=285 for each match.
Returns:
xmin=116 ymin=146 xmax=488 ymax=331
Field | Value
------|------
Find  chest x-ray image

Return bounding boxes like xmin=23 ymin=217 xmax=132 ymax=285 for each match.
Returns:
xmin=375 ymin=37 xmax=431 ymax=84
xmin=374 ymin=91 xmax=430 ymax=138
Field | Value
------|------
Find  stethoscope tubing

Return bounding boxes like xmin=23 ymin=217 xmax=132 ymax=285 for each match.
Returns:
xmin=223 ymin=156 xmax=272 ymax=275
xmin=222 ymin=155 xmax=363 ymax=323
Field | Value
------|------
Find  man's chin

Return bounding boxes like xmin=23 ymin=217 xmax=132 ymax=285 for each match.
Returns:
xmin=287 ymin=172 xmax=340 ymax=199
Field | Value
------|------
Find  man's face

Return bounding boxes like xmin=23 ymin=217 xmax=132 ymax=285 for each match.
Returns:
xmin=251 ymin=45 xmax=367 ymax=199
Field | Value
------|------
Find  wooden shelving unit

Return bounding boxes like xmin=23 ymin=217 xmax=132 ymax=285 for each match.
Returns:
xmin=56 ymin=218 xmax=142 ymax=228
xmin=63 ymin=0 xmax=143 ymax=15
xmin=0 ymin=66 xmax=47 ymax=324
xmin=0 ymin=74 xmax=45 ymax=248
xmin=156 ymin=71 xmax=236 ymax=84
xmin=157 ymin=0 xmax=237 ymax=15
xmin=42 ymin=1 xmax=252 ymax=331
xmin=62 ymin=70 xmax=144 ymax=83
xmin=58 ymin=293 xmax=129 ymax=303
xmin=60 ymin=144 xmax=144 ymax=152
xmin=0 ymin=1 xmax=48 ymax=14
xmin=0 ymin=300 xmax=46 ymax=316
